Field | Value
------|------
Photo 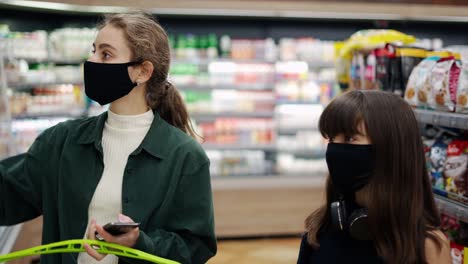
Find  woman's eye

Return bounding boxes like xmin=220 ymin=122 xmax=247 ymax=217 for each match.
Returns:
xmin=345 ymin=136 xmax=355 ymax=143
xmin=102 ymin=52 xmax=111 ymax=59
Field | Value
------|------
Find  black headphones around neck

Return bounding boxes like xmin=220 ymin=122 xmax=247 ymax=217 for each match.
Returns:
xmin=330 ymin=198 xmax=372 ymax=240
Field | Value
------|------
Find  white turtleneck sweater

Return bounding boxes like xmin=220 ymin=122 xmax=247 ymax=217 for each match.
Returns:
xmin=78 ymin=109 xmax=154 ymax=264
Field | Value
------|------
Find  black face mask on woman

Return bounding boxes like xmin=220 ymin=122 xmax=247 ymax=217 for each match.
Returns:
xmin=84 ymin=61 xmax=141 ymax=105
xmin=325 ymin=143 xmax=375 ymax=193
xmin=326 ymin=143 xmax=375 ymax=240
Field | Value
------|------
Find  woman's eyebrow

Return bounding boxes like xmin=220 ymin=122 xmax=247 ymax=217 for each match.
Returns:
xmin=93 ymin=42 xmax=117 ymax=51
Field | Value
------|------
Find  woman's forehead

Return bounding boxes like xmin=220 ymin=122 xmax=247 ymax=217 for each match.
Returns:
xmin=95 ymin=25 xmax=128 ymax=52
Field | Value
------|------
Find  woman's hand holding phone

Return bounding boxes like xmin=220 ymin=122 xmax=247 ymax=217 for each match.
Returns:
xmin=84 ymin=214 xmax=140 ymax=261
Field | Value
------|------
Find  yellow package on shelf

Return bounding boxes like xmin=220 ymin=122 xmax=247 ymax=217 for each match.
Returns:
xmin=338 ymin=29 xmax=417 ymax=59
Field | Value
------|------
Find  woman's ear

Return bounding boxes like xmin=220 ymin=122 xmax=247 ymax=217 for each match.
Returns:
xmin=136 ymin=61 xmax=154 ymax=84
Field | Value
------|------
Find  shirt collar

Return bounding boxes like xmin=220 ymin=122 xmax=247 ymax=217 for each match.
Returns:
xmin=76 ymin=111 xmax=172 ymax=159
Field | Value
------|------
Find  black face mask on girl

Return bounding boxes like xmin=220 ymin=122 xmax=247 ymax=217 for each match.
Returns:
xmin=325 ymin=143 xmax=375 ymax=194
xmin=84 ymin=61 xmax=141 ymax=105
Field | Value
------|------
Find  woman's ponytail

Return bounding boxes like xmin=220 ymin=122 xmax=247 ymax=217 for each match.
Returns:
xmin=147 ymin=81 xmax=198 ymax=139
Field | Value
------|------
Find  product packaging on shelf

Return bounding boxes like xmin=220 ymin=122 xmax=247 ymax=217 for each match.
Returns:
xmin=198 ymin=118 xmax=275 ymax=146
xmin=9 ymin=84 xmax=85 ymax=118
xmin=457 ymin=61 xmax=468 ymax=113
xmin=207 ymin=150 xmax=272 ymax=177
xmin=405 ymin=56 xmax=440 ymax=108
xmin=440 ymin=214 xmax=468 ymax=264
xmin=276 ymin=153 xmax=328 ymax=176
xmin=444 ymin=141 xmax=468 ymax=198
xmin=11 ymin=118 xmax=67 ymax=154
xmin=430 ymin=139 xmax=449 ymax=190
xmin=373 ymin=46 xmax=393 ymax=92
xmin=48 ymin=28 xmax=96 ymax=61
xmin=397 ymin=47 xmax=427 ymax=96
xmin=430 ymin=57 xmax=461 ymax=112
xmin=336 ymin=29 xmax=417 ymax=90
xmin=426 ymin=135 xmax=468 ymax=204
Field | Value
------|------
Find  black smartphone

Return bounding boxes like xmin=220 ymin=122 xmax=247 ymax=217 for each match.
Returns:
xmin=95 ymin=222 xmax=140 ymax=240
xmin=103 ymin=222 xmax=140 ymax=235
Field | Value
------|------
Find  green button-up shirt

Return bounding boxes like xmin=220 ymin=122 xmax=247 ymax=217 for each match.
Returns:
xmin=0 ymin=112 xmax=217 ymax=264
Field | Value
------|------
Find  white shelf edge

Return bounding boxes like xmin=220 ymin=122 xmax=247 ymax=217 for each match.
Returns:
xmin=202 ymin=144 xmax=276 ymax=151
xmin=177 ymin=85 xmax=274 ymax=91
xmin=191 ymin=112 xmax=275 ymax=119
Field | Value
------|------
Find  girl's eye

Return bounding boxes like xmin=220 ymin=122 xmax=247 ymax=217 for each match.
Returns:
xmin=102 ymin=52 xmax=111 ymax=59
xmin=345 ymin=136 xmax=355 ymax=143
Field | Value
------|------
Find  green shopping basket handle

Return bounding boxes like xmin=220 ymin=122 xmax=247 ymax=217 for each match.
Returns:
xmin=0 ymin=239 xmax=180 ymax=264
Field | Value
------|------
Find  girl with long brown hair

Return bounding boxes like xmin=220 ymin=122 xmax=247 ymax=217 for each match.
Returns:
xmin=0 ymin=13 xmax=216 ymax=264
xmin=297 ymin=90 xmax=450 ymax=263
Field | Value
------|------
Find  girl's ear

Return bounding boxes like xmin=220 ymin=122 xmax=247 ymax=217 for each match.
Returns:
xmin=138 ymin=61 xmax=154 ymax=83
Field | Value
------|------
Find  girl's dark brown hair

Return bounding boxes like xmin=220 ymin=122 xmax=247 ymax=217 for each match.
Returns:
xmin=306 ymin=90 xmax=442 ymax=263
xmin=99 ymin=13 xmax=197 ymax=138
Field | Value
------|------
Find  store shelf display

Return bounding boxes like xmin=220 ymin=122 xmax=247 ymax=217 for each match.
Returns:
xmin=11 ymin=118 xmax=68 ymax=154
xmin=275 ymin=104 xmax=323 ymax=132
xmin=415 ymin=109 xmax=468 ymax=130
xmin=177 ymin=83 xmax=273 ymax=91
xmin=198 ymin=118 xmax=275 ymax=147
xmin=203 ymin=144 xmax=276 ymax=151
xmin=277 ymin=153 xmax=328 ymax=176
xmin=337 ymin=28 xmax=468 ymax=256
xmin=435 ymin=195 xmax=468 ymax=224
xmin=277 ymin=131 xmax=326 ymax=158
xmin=0 ymin=26 xmax=337 ymax=179
xmin=9 ymin=84 xmax=86 ymax=120
xmin=207 ymin=150 xmax=273 ymax=177
xmin=1 ymin=25 xmax=94 ymax=63
xmin=5 ymin=61 xmax=83 ymax=89
xmin=185 ymin=89 xmax=275 ymax=116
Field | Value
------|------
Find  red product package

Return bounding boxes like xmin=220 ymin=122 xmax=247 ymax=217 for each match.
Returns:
xmin=430 ymin=56 xmax=460 ymax=112
xmin=444 ymin=141 xmax=468 ymax=197
xmin=449 ymin=241 xmax=466 ymax=264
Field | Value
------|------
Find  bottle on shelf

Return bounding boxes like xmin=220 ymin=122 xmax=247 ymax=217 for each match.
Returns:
xmin=207 ymin=34 xmax=219 ymax=60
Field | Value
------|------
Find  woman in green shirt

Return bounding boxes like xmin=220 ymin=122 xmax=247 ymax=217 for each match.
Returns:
xmin=0 ymin=13 xmax=216 ymax=264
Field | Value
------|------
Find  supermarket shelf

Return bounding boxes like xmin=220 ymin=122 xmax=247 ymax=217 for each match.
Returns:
xmin=202 ymin=143 xmax=276 ymax=151
xmin=172 ymin=58 xmax=334 ymax=67
xmin=414 ymin=109 xmax=468 ymax=130
xmin=191 ymin=112 xmax=274 ymax=120
xmin=9 ymin=82 xmax=83 ymax=90
xmin=4 ymin=0 xmax=468 ymax=24
xmin=277 ymin=127 xmax=318 ymax=134
xmin=15 ymin=58 xmax=84 ymax=65
xmin=306 ymin=61 xmax=335 ymax=69
xmin=275 ymin=100 xmax=321 ymax=105
xmin=13 ymin=111 xmax=85 ymax=119
xmin=277 ymin=148 xmax=326 ymax=159
xmin=434 ymin=194 xmax=468 ymax=223
xmin=211 ymin=174 xmax=326 ymax=190
xmin=172 ymin=58 xmax=275 ymax=65
xmin=177 ymin=84 xmax=274 ymax=91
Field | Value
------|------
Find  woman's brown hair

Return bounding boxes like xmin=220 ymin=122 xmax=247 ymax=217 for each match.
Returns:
xmin=98 ymin=13 xmax=197 ymax=138
xmin=306 ymin=90 xmax=442 ymax=263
